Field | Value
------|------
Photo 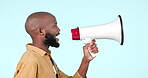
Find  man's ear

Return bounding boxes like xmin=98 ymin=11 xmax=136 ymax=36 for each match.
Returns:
xmin=37 ymin=28 xmax=45 ymax=36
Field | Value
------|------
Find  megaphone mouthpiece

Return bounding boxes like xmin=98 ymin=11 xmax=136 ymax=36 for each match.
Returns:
xmin=71 ymin=27 xmax=80 ymax=40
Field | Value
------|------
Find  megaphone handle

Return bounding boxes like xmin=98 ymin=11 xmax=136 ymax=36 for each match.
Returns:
xmin=82 ymin=38 xmax=98 ymax=58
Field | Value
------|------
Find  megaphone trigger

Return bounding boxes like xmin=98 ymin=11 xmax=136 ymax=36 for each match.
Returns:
xmin=81 ymin=38 xmax=92 ymax=44
xmin=82 ymin=38 xmax=98 ymax=58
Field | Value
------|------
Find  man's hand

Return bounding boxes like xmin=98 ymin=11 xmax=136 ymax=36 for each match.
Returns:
xmin=78 ymin=40 xmax=99 ymax=78
xmin=83 ymin=40 xmax=99 ymax=62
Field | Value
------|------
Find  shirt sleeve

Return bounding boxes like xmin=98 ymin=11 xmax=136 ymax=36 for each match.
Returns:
xmin=14 ymin=60 xmax=37 ymax=78
xmin=58 ymin=70 xmax=84 ymax=78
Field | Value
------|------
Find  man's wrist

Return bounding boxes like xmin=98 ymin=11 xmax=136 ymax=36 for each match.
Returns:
xmin=78 ymin=57 xmax=90 ymax=78
xmin=82 ymin=57 xmax=91 ymax=64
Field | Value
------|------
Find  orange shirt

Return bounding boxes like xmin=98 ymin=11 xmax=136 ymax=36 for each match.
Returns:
xmin=14 ymin=43 xmax=82 ymax=78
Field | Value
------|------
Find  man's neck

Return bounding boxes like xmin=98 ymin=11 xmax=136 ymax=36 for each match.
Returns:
xmin=32 ymin=42 xmax=49 ymax=52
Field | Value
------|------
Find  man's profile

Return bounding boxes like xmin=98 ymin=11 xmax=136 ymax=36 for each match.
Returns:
xmin=14 ymin=12 xmax=98 ymax=78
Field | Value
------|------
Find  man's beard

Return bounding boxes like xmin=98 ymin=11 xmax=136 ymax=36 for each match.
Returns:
xmin=43 ymin=33 xmax=60 ymax=48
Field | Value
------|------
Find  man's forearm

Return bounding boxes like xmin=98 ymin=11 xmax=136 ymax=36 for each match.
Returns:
xmin=78 ymin=57 xmax=90 ymax=78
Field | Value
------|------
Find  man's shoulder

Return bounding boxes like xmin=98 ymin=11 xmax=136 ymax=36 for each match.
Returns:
xmin=18 ymin=50 xmax=41 ymax=64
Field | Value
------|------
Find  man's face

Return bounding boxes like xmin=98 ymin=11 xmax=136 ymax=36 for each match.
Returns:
xmin=43 ymin=16 xmax=60 ymax=48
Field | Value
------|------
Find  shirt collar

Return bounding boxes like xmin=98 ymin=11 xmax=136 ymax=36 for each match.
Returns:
xmin=26 ymin=43 xmax=51 ymax=57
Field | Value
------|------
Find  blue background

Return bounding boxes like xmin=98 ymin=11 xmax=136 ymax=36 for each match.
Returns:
xmin=0 ymin=0 xmax=148 ymax=78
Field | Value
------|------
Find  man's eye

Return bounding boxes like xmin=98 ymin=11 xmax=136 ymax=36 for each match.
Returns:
xmin=53 ymin=25 xmax=57 ymax=27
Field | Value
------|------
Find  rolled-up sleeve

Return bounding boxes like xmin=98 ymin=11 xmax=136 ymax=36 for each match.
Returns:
xmin=58 ymin=70 xmax=85 ymax=78
xmin=73 ymin=71 xmax=83 ymax=78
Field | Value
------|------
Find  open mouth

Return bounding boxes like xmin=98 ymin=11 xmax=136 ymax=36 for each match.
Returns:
xmin=55 ymin=32 xmax=60 ymax=42
xmin=56 ymin=32 xmax=60 ymax=36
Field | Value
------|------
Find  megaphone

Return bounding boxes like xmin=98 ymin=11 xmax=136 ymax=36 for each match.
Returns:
xmin=71 ymin=15 xmax=124 ymax=57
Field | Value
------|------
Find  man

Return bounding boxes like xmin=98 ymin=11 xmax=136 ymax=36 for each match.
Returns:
xmin=14 ymin=12 xmax=98 ymax=78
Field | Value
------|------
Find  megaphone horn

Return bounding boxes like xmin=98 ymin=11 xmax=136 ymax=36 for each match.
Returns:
xmin=71 ymin=15 xmax=124 ymax=45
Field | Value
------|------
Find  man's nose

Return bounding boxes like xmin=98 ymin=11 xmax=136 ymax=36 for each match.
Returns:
xmin=57 ymin=26 xmax=60 ymax=32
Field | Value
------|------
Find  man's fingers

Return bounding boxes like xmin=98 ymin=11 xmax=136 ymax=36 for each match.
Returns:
xmin=90 ymin=40 xmax=95 ymax=47
xmin=90 ymin=40 xmax=99 ymax=53
xmin=83 ymin=43 xmax=90 ymax=49
xmin=90 ymin=47 xmax=99 ymax=53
